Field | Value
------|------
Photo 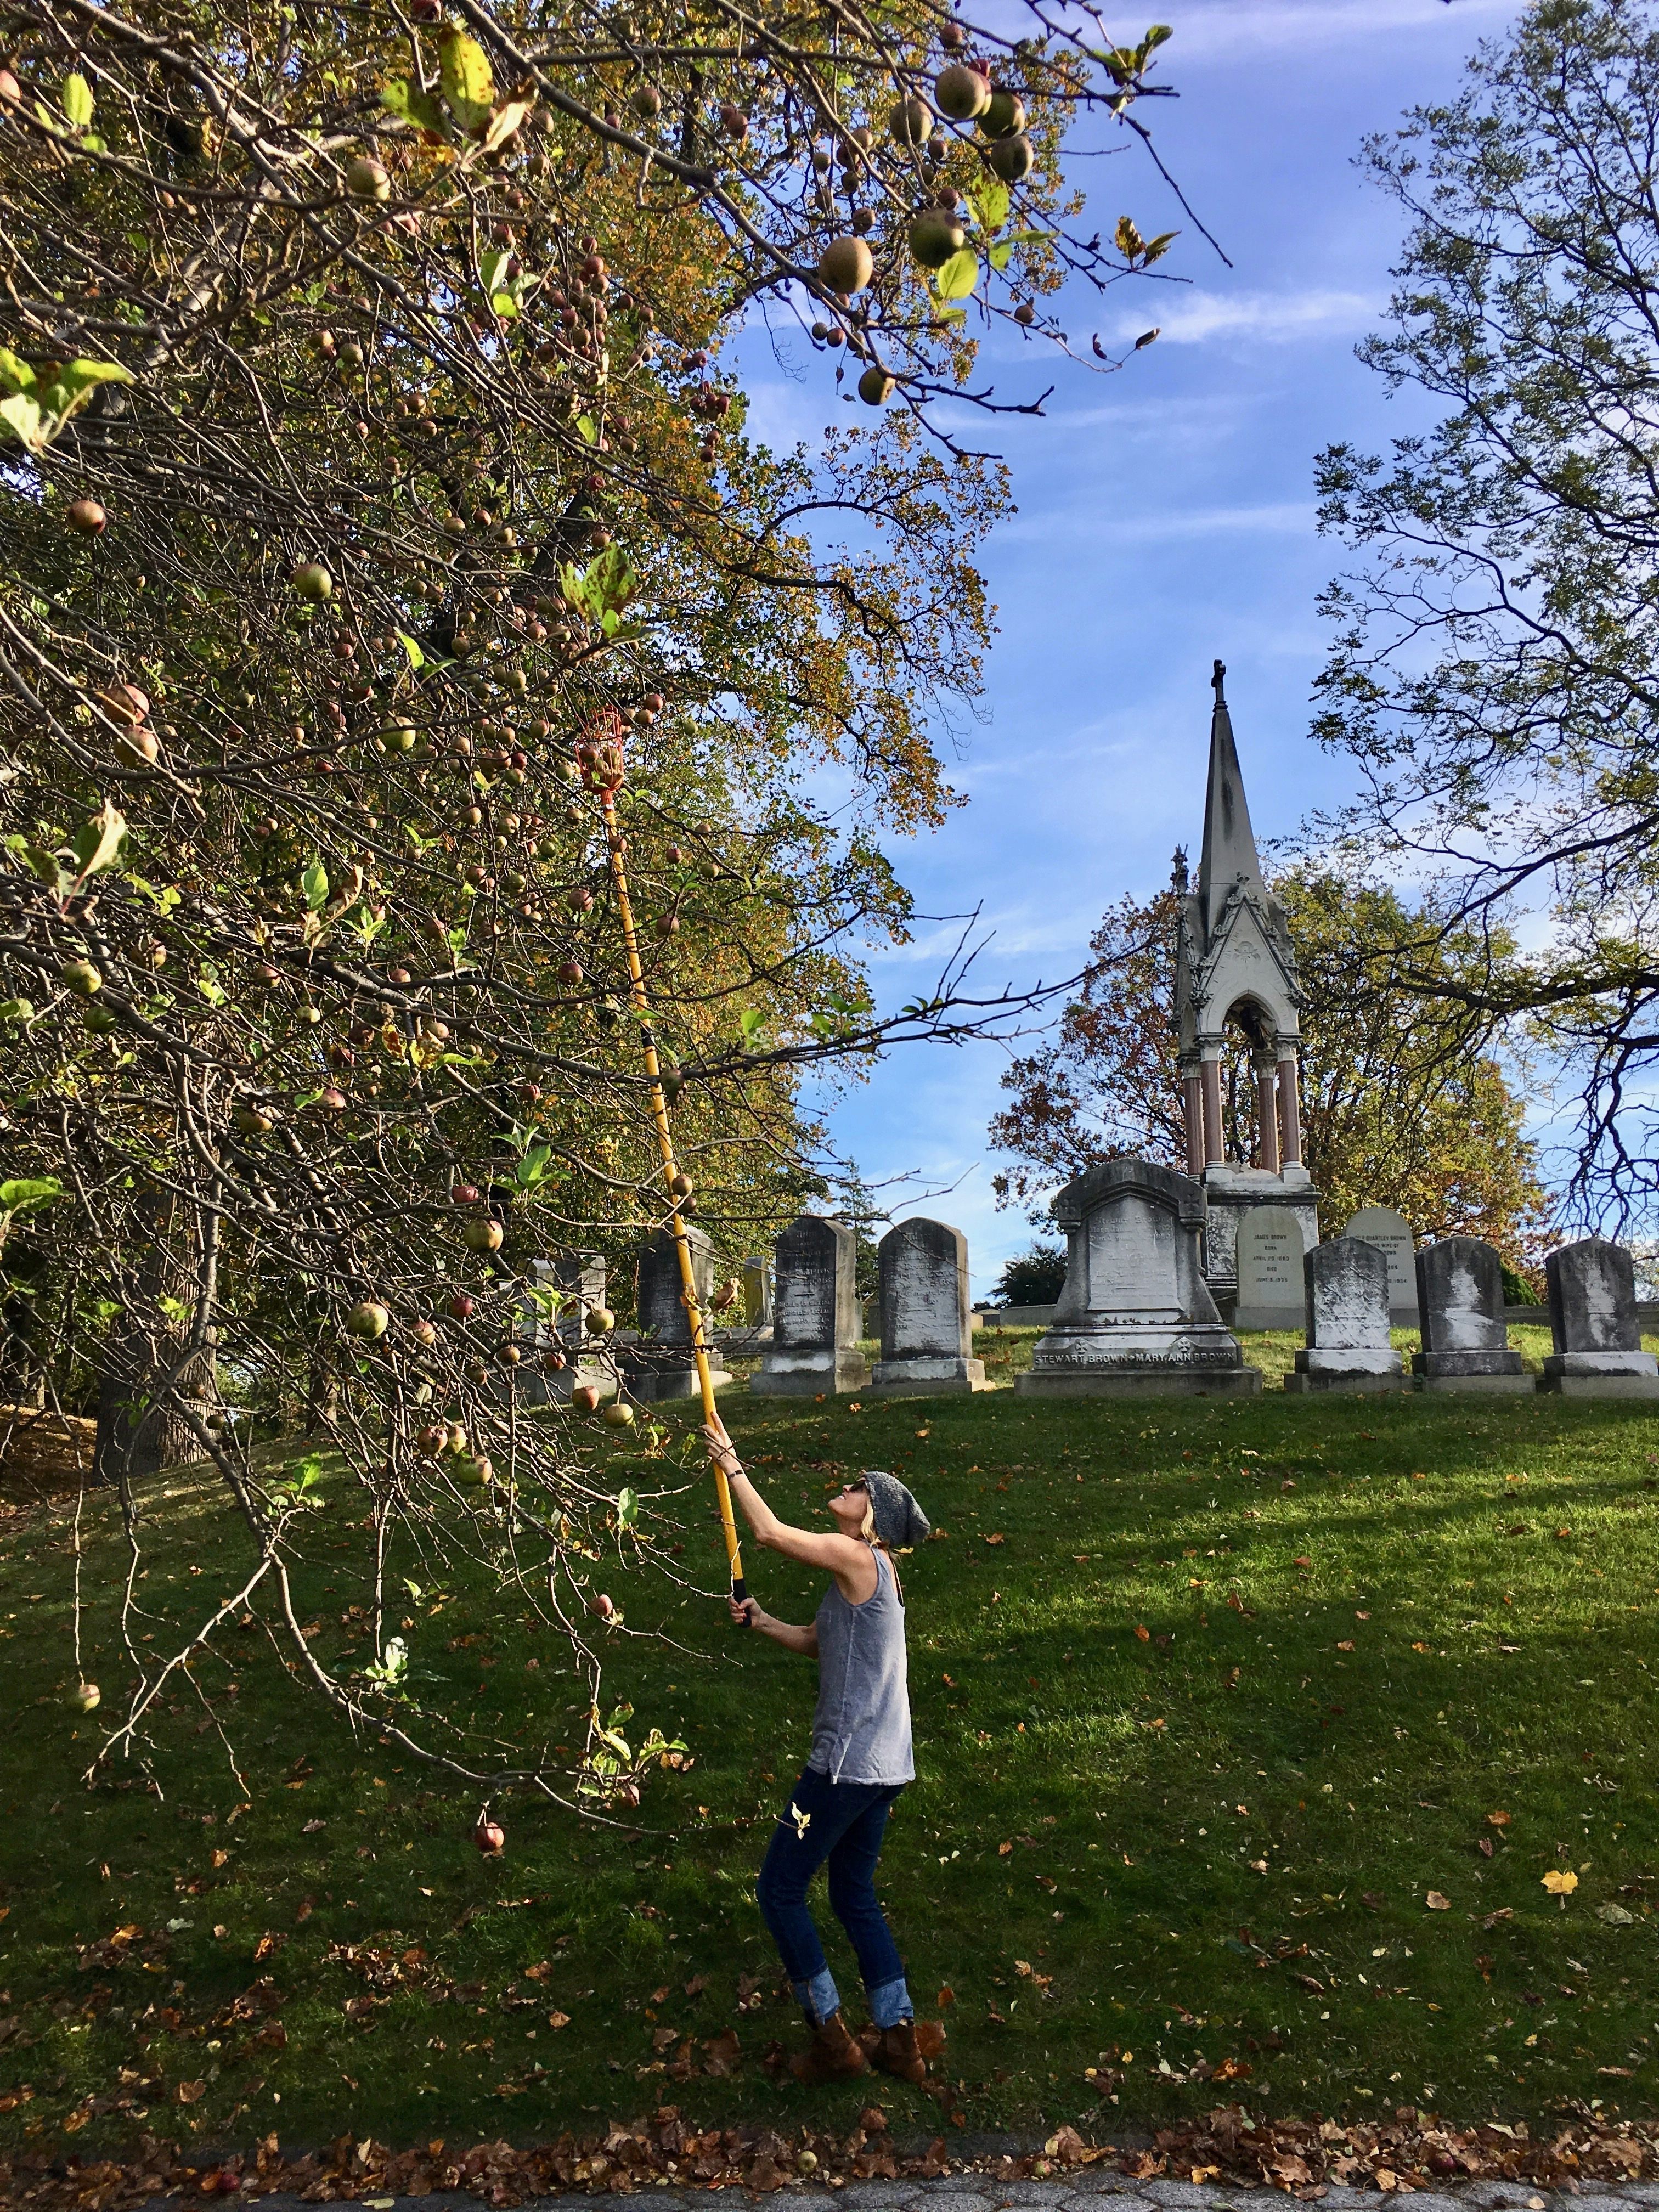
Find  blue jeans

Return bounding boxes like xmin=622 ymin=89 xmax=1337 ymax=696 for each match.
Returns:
xmin=756 ymin=1763 xmax=913 ymax=2030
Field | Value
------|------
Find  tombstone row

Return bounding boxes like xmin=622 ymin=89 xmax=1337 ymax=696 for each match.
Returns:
xmin=519 ymin=1176 xmax=1657 ymax=1404
xmin=749 ymin=1215 xmax=986 ymax=1398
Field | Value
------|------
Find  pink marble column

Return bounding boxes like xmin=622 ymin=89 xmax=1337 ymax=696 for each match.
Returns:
xmin=1182 ymin=1067 xmax=1205 ymax=1177
xmin=1277 ymin=1052 xmax=1303 ymax=1167
xmin=1201 ymin=1056 xmax=1224 ymax=1167
xmin=1254 ymin=1062 xmax=1280 ymax=1172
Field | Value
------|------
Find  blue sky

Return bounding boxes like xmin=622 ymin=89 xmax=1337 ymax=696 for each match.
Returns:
xmin=771 ymin=0 xmax=1523 ymax=1299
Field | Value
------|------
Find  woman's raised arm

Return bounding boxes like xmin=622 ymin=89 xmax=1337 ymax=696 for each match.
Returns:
xmin=704 ymin=1425 xmax=871 ymax=1579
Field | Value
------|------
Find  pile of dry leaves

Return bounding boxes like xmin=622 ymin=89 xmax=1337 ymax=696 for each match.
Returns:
xmin=2 ymin=2102 xmax=1657 ymax=2211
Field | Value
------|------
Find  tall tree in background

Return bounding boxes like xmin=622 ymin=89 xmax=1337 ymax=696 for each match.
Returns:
xmin=989 ymin=873 xmax=1550 ymax=1265
xmin=1314 ymin=0 xmax=1659 ymax=1229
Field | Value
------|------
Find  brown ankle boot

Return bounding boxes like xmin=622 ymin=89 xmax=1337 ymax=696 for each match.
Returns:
xmin=865 ymin=2017 xmax=946 ymax=2083
xmin=791 ymin=2008 xmax=870 ymax=2083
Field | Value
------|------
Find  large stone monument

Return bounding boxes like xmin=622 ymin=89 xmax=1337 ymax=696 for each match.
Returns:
xmin=1340 ymin=1205 xmax=1419 ymax=1326
xmin=1172 ymin=663 xmax=1319 ymax=1306
xmin=1017 ymin=1158 xmax=1261 ymax=1397
xmin=627 ymin=1224 xmax=732 ymax=1401
xmin=1412 ymin=1237 xmax=1529 ymax=1393
xmin=870 ymin=1218 xmax=985 ymax=1397
xmin=1232 ymin=1204 xmax=1311 ymax=1331
xmin=1540 ymin=1238 xmax=1659 ymax=1397
xmin=1284 ymin=1239 xmax=1407 ymax=1393
xmin=750 ymin=1216 xmax=870 ymax=1397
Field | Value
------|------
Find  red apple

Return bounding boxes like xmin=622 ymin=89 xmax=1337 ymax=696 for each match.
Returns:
xmin=590 ymin=1592 xmax=615 ymax=1619
xmin=475 ymin=1815 xmax=505 ymax=1854
xmin=67 ymin=498 xmax=106 ymax=534
xmin=572 ymin=1383 xmax=600 ymax=1412
xmin=450 ymin=1182 xmax=480 ymax=1204
xmin=448 ymin=1291 xmax=476 ymax=1319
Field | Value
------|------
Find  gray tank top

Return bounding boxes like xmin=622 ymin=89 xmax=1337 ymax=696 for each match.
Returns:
xmin=809 ymin=1545 xmax=913 ymax=1785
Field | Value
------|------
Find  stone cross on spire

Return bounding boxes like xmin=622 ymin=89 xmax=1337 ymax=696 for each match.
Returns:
xmin=1197 ymin=656 xmax=1265 ymax=933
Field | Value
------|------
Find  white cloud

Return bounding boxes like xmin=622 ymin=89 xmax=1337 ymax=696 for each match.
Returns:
xmin=1159 ymin=0 xmax=1518 ymax=64
xmin=999 ymin=496 xmax=1315 ymax=544
xmin=1121 ymin=287 xmax=1377 ymax=348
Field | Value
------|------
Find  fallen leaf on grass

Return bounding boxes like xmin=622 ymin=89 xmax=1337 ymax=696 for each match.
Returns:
xmin=684 ymin=1974 xmax=707 ymax=1996
xmin=1479 ymin=1836 xmax=1494 ymax=1858
xmin=1336 ymin=1639 xmax=1356 ymax=1652
xmin=548 ymin=2011 xmax=571 ymax=2029
xmin=1482 ymin=1906 xmax=1514 ymax=1929
xmin=997 ymin=1841 xmax=1013 ymax=1856
xmin=1425 ymin=1891 xmax=1451 ymax=1910
xmin=176 ymin=2081 xmax=206 ymax=2105
xmin=701 ymin=2028 xmax=741 ymax=2075
xmin=1543 ymin=1869 xmax=1579 ymax=1894
xmin=1597 ymin=1903 xmax=1637 ymax=1925
xmin=1133 ymin=1624 xmax=1150 ymax=1641
xmin=937 ymin=1985 xmax=955 ymax=2007
xmin=1487 ymin=1810 xmax=1511 ymax=1826
xmin=1362 ymin=1891 xmax=1384 ymax=1910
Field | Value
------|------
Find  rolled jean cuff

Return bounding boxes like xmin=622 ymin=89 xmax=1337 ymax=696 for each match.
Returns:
xmin=793 ymin=1968 xmax=841 ymax=2025
xmin=868 ymin=1974 xmax=913 ymax=2030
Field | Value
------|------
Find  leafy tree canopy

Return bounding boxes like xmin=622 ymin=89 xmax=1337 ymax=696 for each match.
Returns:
xmin=1314 ymin=0 xmax=1659 ymax=1229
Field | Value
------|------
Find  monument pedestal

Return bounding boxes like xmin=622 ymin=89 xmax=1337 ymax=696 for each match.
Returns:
xmin=1200 ymin=1164 xmax=1318 ymax=1310
xmin=751 ymin=1346 xmax=870 ymax=1397
xmin=870 ymin=1353 xmax=985 ymax=1397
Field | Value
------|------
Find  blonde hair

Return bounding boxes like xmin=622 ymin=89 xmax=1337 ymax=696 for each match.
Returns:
xmin=857 ymin=1497 xmax=879 ymax=1545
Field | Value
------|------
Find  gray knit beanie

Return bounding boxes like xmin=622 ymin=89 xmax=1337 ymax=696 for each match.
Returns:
xmin=863 ymin=1469 xmax=930 ymax=1549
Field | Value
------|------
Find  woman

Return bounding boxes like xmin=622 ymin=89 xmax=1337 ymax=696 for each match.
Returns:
xmin=704 ymin=1423 xmax=945 ymax=2085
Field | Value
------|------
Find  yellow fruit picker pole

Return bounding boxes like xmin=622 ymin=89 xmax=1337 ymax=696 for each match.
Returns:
xmin=595 ymin=751 xmax=747 ymax=1602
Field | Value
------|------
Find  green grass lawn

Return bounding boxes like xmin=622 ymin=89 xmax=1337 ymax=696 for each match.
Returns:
xmin=2 ymin=1369 xmax=1657 ymax=2155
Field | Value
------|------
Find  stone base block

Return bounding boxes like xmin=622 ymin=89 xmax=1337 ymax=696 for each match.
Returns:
xmin=1414 ymin=1348 xmax=1525 ymax=1377
xmin=623 ymin=1362 xmax=734 ymax=1403
xmin=1414 ymin=1372 xmax=1536 ymax=1394
xmin=1297 ymin=1346 xmax=1402 ymax=1378
xmin=869 ymin=1355 xmax=986 ymax=1397
xmin=1017 ymin=1366 xmax=1263 ymax=1398
xmin=510 ymin=1361 xmax=616 ymax=1407
xmin=1232 ymin=1305 xmax=1305 ymax=1333
xmin=749 ymin=1350 xmax=871 ymax=1397
xmin=1539 ymin=1369 xmax=1659 ymax=1398
xmin=1545 ymin=1350 xmax=1658 ymax=1378
xmin=1284 ymin=1370 xmax=1410 ymax=1394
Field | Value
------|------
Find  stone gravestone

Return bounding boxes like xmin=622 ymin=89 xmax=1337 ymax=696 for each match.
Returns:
xmin=1232 ymin=1206 xmax=1308 ymax=1331
xmin=627 ymin=1224 xmax=733 ymax=1402
xmin=751 ymin=1217 xmax=869 ymax=1397
xmin=1284 ymin=1240 xmax=1406 ymax=1393
xmin=1412 ymin=1238 xmax=1529 ymax=1393
xmin=1017 ymin=1158 xmax=1261 ymax=1398
xmin=512 ymin=1254 xmax=614 ymax=1404
xmin=1541 ymin=1238 xmax=1659 ymax=1397
xmin=870 ymin=1218 xmax=986 ymax=1397
xmin=1340 ymin=1206 xmax=1418 ymax=1324
xmin=741 ymin=1256 xmax=774 ymax=1330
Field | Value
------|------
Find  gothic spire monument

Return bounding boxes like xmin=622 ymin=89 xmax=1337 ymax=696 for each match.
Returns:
xmin=1172 ymin=662 xmax=1319 ymax=1311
